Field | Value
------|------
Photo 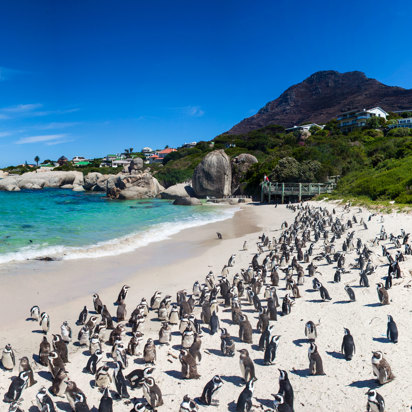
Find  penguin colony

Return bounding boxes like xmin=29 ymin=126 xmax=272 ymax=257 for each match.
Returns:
xmin=0 ymin=203 xmax=411 ymax=411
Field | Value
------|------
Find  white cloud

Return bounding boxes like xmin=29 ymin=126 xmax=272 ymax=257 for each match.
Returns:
xmin=15 ymin=134 xmax=66 ymax=145
xmin=183 ymin=106 xmax=205 ymax=117
xmin=0 ymin=132 xmax=11 ymax=138
xmin=0 ymin=67 xmax=23 ymax=82
xmin=2 ymin=103 xmax=43 ymax=113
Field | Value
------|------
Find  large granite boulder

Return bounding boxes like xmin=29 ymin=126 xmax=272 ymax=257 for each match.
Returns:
xmin=0 ymin=171 xmax=84 ymax=192
xmin=83 ymin=172 xmax=113 ymax=191
xmin=173 ymin=196 xmax=202 ymax=206
xmin=192 ymin=150 xmax=232 ymax=198
xmin=107 ymin=171 xmax=164 ymax=200
xmin=125 ymin=158 xmax=144 ymax=174
xmin=160 ymin=183 xmax=196 ymax=200
xmin=231 ymin=153 xmax=258 ymax=194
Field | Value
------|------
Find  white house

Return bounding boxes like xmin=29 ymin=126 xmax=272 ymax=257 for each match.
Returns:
xmin=285 ymin=123 xmax=325 ymax=133
xmin=337 ymin=107 xmax=388 ymax=131
xmin=388 ymin=117 xmax=412 ymax=129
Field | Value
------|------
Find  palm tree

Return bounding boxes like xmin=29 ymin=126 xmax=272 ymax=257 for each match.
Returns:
xmin=129 ymin=147 xmax=134 ymax=154
xmin=34 ymin=156 xmax=40 ymax=166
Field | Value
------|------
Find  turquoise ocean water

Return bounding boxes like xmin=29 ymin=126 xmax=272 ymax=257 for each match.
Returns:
xmin=0 ymin=189 xmax=236 ymax=264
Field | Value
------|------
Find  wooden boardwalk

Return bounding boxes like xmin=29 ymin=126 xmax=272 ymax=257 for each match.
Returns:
xmin=260 ymin=181 xmax=336 ymax=203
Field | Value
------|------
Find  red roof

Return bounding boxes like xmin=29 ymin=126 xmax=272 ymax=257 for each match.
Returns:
xmin=158 ymin=148 xmax=176 ymax=154
xmin=149 ymin=155 xmax=160 ymax=159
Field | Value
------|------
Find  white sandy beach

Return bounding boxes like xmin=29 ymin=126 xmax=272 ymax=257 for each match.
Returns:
xmin=0 ymin=201 xmax=411 ymax=411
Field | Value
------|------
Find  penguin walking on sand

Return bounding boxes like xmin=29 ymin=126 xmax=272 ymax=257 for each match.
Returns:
xmin=30 ymin=305 xmax=41 ymax=321
xmin=377 ymin=283 xmax=389 ymax=305
xmin=19 ymin=356 xmax=37 ymax=387
xmin=78 ymin=326 xmax=90 ymax=346
xmin=40 ymin=311 xmax=50 ymax=334
xmin=39 ymin=336 xmax=51 ymax=367
xmin=180 ymin=394 xmax=199 ymax=412
xmin=51 ymin=368 xmax=68 ymax=397
xmin=126 ymin=366 xmax=155 ymax=389
xmin=36 ymin=386 xmax=56 ymax=411
xmin=238 ymin=349 xmax=256 ymax=382
xmin=77 ymin=306 xmax=88 ymax=325
xmin=344 ymin=285 xmax=356 ymax=302
xmin=315 ymin=281 xmax=332 ymax=301
xmin=3 ymin=371 xmax=29 ymax=403
xmin=142 ymin=377 xmax=163 ymax=409
xmin=341 ymin=328 xmax=355 ymax=361
xmin=308 ymin=342 xmax=325 ymax=375
xmin=60 ymin=321 xmax=72 ymax=344
xmin=113 ymin=361 xmax=129 ymax=399
xmin=228 ymin=254 xmax=236 ymax=267
xmin=304 ymin=321 xmax=317 ymax=341
xmin=264 ymin=335 xmax=280 ymax=365
xmin=366 ymin=389 xmax=385 ymax=412
xmin=371 ymin=351 xmax=395 ymax=385
xmin=180 ymin=349 xmax=200 ymax=379
xmin=85 ymin=349 xmax=103 ymax=374
xmin=278 ymin=369 xmax=294 ymax=411
xmin=1 ymin=344 xmax=15 ymax=371
xmin=93 ymin=293 xmax=103 ymax=314
xmin=143 ymin=338 xmax=156 ymax=364
xmin=98 ymin=387 xmax=113 ymax=412
xmin=209 ymin=311 xmax=219 ymax=335
xmin=53 ymin=334 xmax=68 ymax=363
xmin=220 ymin=328 xmax=235 ymax=357
xmin=236 ymin=377 xmax=257 ymax=412
xmin=95 ymin=365 xmax=112 ymax=389
xmin=116 ymin=285 xmax=130 ymax=305
xmin=273 ymin=393 xmax=293 ymax=412
xmin=199 ymin=375 xmax=223 ymax=406
xmin=387 ymin=315 xmax=398 ymax=343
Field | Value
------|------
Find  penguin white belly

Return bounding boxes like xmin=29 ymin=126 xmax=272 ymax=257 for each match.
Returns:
xmin=1 ymin=354 xmax=14 ymax=370
xmin=239 ymin=359 xmax=245 ymax=379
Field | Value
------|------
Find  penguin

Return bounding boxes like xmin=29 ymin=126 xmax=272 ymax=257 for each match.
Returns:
xmin=51 ymin=368 xmax=68 ymax=397
xmin=85 ymin=315 xmax=99 ymax=334
xmin=359 ymin=271 xmax=369 ymax=287
xmin=267 ymin=297 xmax=278 ymax=321
xmin=126 ymin=366 xmax=155 ymax=389
xmin=116 ymin=285 xmax=130 ymax=304
xmin=258 ymin=324 xmax=276 ymax=351
xmin=169 ymin=304 xmax=180 ymax=325
xmin=3 ymin=370 xmax=29 ymax=403
xmin=341 ymin=328 xmax=355 ymax=361
xmin=385 ymin=273 xmax=392 ymax=290
xmin=30 ymin=305 xmax=41 ymax=321
xmin=220 ymin=328 xmax=235 ymax=357
xmin=85 ymin=349 xmax=103 ymax=374
xmin=180 ymin=394 xmax=199 ymax=412
xmin=116 ymin=303 xmax=127 ymax=322
xmin=127 ymin=331 xmax=143 ymax=356
xmin=238 ymin=349 xmax=256 ymax=382
xmin=1 ymin=344 xmax=15 ymax=371
xmin=40 ymin=311 xmax=50 ymax=334
xmin=386 ymin=315 xmax=398 ymax=343
xmin=95 ymin=364 xmax=112 ymax=389
xmin=65 ymin=380 xmax=86 ymax=411
xmin=304 ymin=321 xmax=317 ymax=341
xmin=243 ymin=241 xmax=248 ymax=251
xmin=89 ymin=334 xmax=102 ymax=355
xmin=209 ymin=311 xmax=219 ymax=335
xmin=216 ymin=232 xmax=222 ymax=240
xmin=93 ymin=293 xmax=103 ymax=314
xmin=264 ymin=335 xmax=280 ymax=365
xmin=376 ymin=283 xmax=389 ymax=305
xmin=101 ymin=305 xmax=114 ymax=329
xmin=150 ymin=291 xmax=162 ymax=310
xmin=60 ymin=321 xmax=72 ymax=344
xmin=48 ymin=351 xmax=65 ymax=379
xmin=158 ymin=302 xmax=169 ymax=321
xmin=371 ymin=351 xmax=395 ymax=385
xmin=278 ymin=369 xmax=294 ymax=410
xmin=159 ymin=322 xmax=172 ymax=344
xmin=36 ymin=386 xmax=56 ymax=411
xmin=228 ymin=254 xmax=236 ymax=267
xmin=98 ymin=387 xmax=113 ymax=412
xmin=142 ymin=377 xmax=163 ymax=409
xmin=308 ymin=342 xmax=325 ymax=375
xmin=199 ymin=375 xmax=223 ymax=406
xmin=78 ymin=326 xmax=90 ymax=346
xmin=333 ymin=269 xmax=341 ymax=283
xmin=143 ymin=338 xmax=156 ymax=364
xmin=273 ymin=393 xmax=293 ymax=412
xmin=282 ymin=294 xmax=292 ymax=315
xmin=77 ymin=306 xmax=88 ymax=325
xmin=344 ymin=285 xmax=356 ymax=302
xmin=189 ymin=333 xmax=202 ymax=363
xmin=129 ymin=402 xmax=148 ymax=412
xmin=73 ymin=392 xmax=90 ymax=412
xmin=179 ymin=349 xmax=200 ymax=379
xmin=113 ymin=361 xmax=129 ymax=399
xmin=236 ymin=377 xmax=256 ymax=412
xmin=18 ymin=356 xmax=36 ymax=387
xmin=39 ymin=336 xmax=51 ymax=366
xmin=52 ymin=334 xmax=68 ymax=363
xmin=366 ymin=389 xmax=385 ymax=412
xmin=315 ymin=281 xmax=332 ymax=301
xmin=239 ymin=314 xmax=253 ymax=344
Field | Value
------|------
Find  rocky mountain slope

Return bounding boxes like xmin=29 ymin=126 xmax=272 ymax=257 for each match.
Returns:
xmin=228 ymin=70 xmax=412 ymax=134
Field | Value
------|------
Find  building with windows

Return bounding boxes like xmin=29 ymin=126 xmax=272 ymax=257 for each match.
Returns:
xmin=285 ymin=123 xmax=325 ymax=133
xmin=388 ymin=117 xmax=412 ymax=129
xmin=157 ymin=148 xmax=177 ymax=159
xmin=337 ymin=107 xmax=388 ymax=132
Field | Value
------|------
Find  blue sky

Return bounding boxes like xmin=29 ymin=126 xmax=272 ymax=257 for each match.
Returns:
xmin=1 ymin=0 xmax=412 ymax=167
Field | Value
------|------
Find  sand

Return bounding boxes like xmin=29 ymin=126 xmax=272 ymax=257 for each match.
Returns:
xmin=0 ymin=201 xmax=411 ymax=411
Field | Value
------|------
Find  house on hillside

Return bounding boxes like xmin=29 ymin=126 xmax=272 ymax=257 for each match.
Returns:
xmin=72 ymin=156 xmax=89 ymax=165
xmin=285 ymin=123 xmax=325 ymax=133
xmin=148 ymin=154 xmax=163 ymax=164
xmin=141 ymin=147 xmax=154 ymax=158
xmin=388 ymin=117 xmax=412 ymax=129
xmin=337 ymin=107 xmax=388 ymax=132
xmin=181 ymin=142 xmax=197 ymax=149
xmin=157 ymin=148 xmax=177 ymax=159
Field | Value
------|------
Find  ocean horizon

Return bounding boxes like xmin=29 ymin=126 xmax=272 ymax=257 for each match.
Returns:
xmin=0 ymin=189 xmax=237 ymax=265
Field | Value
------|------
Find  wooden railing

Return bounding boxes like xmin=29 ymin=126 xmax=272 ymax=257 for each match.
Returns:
xmin=260 ymin=181 xmax=336 ymax=203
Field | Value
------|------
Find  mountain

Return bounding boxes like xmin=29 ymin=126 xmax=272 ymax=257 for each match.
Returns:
xmin=228 ymin=70 xmax=412 ymax=134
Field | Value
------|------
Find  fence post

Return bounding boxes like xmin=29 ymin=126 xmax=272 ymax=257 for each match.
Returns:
xmin=281 ymin=182 xmax=285 ymax=204
xmin=268 ymin=182 xmax=271 ymax=203
xmin=260 ymin=183 xmax=264 ymax=203
xmin=318 ymin=184 xmax=321 ymax=195
xmin=299 ymin=183 xmax=302 ymax=202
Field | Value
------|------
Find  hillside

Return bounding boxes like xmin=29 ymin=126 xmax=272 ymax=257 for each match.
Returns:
xmin=228 ymin=70 xmax=412 ymax=134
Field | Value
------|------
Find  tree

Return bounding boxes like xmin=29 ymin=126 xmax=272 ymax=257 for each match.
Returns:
xmin=129 ymin=147 xmax=134 ymax=154
xmin=34 ymin=156 xmax=40 ymax=166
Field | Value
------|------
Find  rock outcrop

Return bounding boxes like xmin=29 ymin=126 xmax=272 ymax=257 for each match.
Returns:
xmin=231 ymin=153 xmax=258 ymax=194
xmin=160 ymin=183 xmax=196 ymax=200
xmin=228 ymin=70 xmax=412 ymax=134
xmin=172 ymin=196 xmax=202 ymax=206
xmin=123 ymin=158 xmax=143 ymax=174
xmin=0 ymin=171 xmax=84 ymax=192
xmin=106 ymin=171 xmax=164 ymax=200
xmin=83 ymin=172 xmax=112 ymax=192
xmin=192 ymin=150 xmax=232 ymax=198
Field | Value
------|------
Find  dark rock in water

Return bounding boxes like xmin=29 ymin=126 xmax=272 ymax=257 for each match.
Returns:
xmin=21 ymin=224 xmax=33 ymax=229
xmin=35 ymin=256 xmax=56 ymax=261
xmin=173 ymin=197 xmax=202 ymax=206
xmin=192 ymin=150 xmax=232 ymax=198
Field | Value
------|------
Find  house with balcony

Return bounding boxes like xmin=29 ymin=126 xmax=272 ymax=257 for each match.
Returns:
xmin=157 ymin=148 xmax=177 ymax=159
xmin=337 ymin=107 xmax=388 ymax=132
xmin=72 ymin=156 xmax=89 ymax=165
xmin=285 ymin=123 xmax=325 ymax=133
xmin=388 ymin=117 xmax=412 ymax=129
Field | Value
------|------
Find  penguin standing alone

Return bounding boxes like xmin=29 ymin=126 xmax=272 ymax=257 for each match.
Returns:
xmin=308 ymin=342 xmax=326 ymax=375
xmin=386 ymin=315 xmax=398 ymax=343
xmin=199 ymin=375 xmax=223 ymax=406
xmin=341 ymin=328 xmax=355 ymax=361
